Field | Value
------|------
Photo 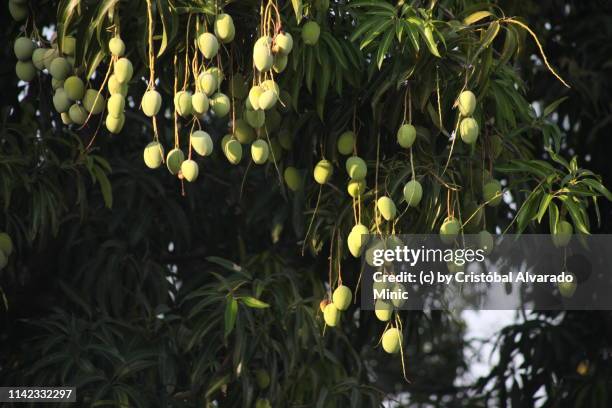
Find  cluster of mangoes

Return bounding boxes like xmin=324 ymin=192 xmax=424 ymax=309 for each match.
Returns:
xmin=457 ymin=90 xmax=479 ymax=145
xmin=321 ymin=285 xmax=352 ymax=328
xmin=8 ymin=0 xmax=29 ymax=22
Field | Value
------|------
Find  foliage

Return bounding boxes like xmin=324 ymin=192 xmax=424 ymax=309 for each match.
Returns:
xmin=0 ymin=0 xmax=610 ymax=407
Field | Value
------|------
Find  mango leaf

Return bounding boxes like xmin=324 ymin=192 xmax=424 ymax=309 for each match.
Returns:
xmin=536 ymin=193 xmax=553 ymax=223
xmin=581 ymin=178 xmax=612 ymax=201
xmin=291 ymin=0 xmax=303 ymax=24
xmin=548 ymin=201 xmax=559 ymax=234
xmin=224 ymin=297 xmax=238 ymax=338
xmin=376 ymin=27 xmax=395 ymax=68
xmin=481 ymin=21 xmax=500 ymax=49
xmin=240 ymin=297 xmax=270 ymax=309
xmin=464 ymin=11 xmax=494 ymax=25
xmin=92 ymin=165 xmax=113 ymax=209
xmin=543 ymin=96 xmax=569 ymax=117
xmin=561 ymin=197 xmax=590 ymax=234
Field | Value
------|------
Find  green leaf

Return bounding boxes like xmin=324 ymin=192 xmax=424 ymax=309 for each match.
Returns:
xmin=376 ymin=27 xmax=395 ymax=68
xmin=291 ymin=0 xmax=303 ymax=24
xmin=536 ymin=194 xmax=553 ymax=223
xmin=543 ymin=96 xmax=568 ymax=117
xmin=561 ymin=197 xmax=590 ymax=234
xmin=360 ymin=19 xmax=394 ymax=50
xmin=464 ymin=11 xmax=494 ymax=25
xmin=412 ymin=20 xmax=440 ymax=57
xmin=92 ymin=165 xmax=113 ymax=209
xmin=582 ymin=178 xmax=612 ymax=201
xmin=481 ymin=21 xmax=500 ymax=49
xmin=240 ymin=297 xmax=270 ymax=309
xmin=224 ymin=297 xmax=238 ymax=338
xmin=548 ymin=202 xmax=559 ymax=234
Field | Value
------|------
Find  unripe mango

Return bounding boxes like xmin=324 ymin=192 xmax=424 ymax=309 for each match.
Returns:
xmin=64 ymin=76 xmax=85 ymax=101
xmin=83 ymin=89 xmax=105 ymax=115
xmin=323 ymin=303 xmax=340 ymax=327
xmin=108 ymin=75 xmax=128 ymax=96
xmin=377 ymin=196 xmax=397 ymax=221
xmin=105 ymin=113 xmax=125 ymax=133
xmin=60 ymin=112 xmax=72 ymax=125
xmin=181 ymin=159 xmax=199 ymax=182
xmin=210 ymin=93 xmax=230 ymax=117
xmin=302 ymin=21 xmax=321 ymax=45
xmin=191 ymin=130 xmax=213 ymax=156
xmin=206 ymin=67 xmax=224 ymax=87
xmin=141 ymin=90 xmax=162 ymax=117
xmin=558 ymin=275 xmax=577 ymax=298
xmin=440 ymin=217 xmax=461 ymax=244
xmin=0 ymin=233 xmax=14 ymax=256
xmin=51 ymin=78 xmax=64 ymax=90
xmin=114 ymin=58 xmax=133 ymax=83
xmin=332 ymin=285 xmax=352 ymax=311
xmin=483 ymin=179 xmax=502 ymax=206
xmin=14 ymin=37 xmax=35 ymax=61
xmin=198 ymin=72 xmax=218 ymax=96
xmin=457 ymin=90 xmax=476 ymax=116
xmin=375 ymin=300 xmax=393 ymax=322
xmin=16 ymin=61 xmax=36 ymax=82
xmin=346 ymin=156 xmax=367 ymax=180
xmin=43 ymin=48 xmax=58 ymax=70
xmin=60 ymin=111 xmax=72 ymax=126
xmin=274 ymin=32 xmax=293 ymax=55
xmin=347 ymin=223 xmax=369 ymax=257
xmin=32 ymin=48 xmax=47 ymax=70
xmin=109 ymin=37 xmax=125 ymax=57
xmin=68 ymin=104 xmax=87 ymax=125
xmin=251 ymin=139 xmax=270 ymax=164
xmin=174 ymin=91 xmax=193 ymax=117
xmin=313 ymin=159 xmax=333 ymax=184
xmin=397 ymin=124 xmax=416 ymax=148
xmin=272 ymin=54 xmax=288 ymax=73
xmin=261 ymin=79 xmax=280 ymax=95
xmin=245 ymin=109 xmax=265 ymax=128
xmin=253 ymin=36 xmax=273 ymax=72
xmin=197 ymin=32 xmax=218 ymax=59
xmin=63 ymin=36 xmax=76 ymax=56
xmin=347 ymin=179 xmax=366 ymax=198
xmin=258 ymin=90 xmax=278 ymax=110
xmin=478 ymin=230 xmax=494 ymax=255
xmin=403 ymin=180 xmax=423 ymax=207
xmin=107 ymin=94 xmax=125 ymax=118
xmin=248 ymin=86 xmax=264 ymax=110
xmin=143 ymin=141 xmax=164 ymax=169
xmin=255 ymin=398 xmax=271 ymax=408
xmin=166 ymin=148 xmax=185 ymax=175
xmin=255 ymin=369 xmax=270 ymax=390
xmin=552 ymin=220 xmax=573 ymax=247
xmin=233 ymin=119 xmax=255 ymax=144
xmin=337 ymin=131 xmax=355 ymax=155
xmin=192 ymin=92 xmax=209 ymax=115
xmin=49 ymin=57 xmax=71 ymax=80
xmin=382 ymin=327 xmax=402 ymax=354
xmin=9 ymin=1 xmax=28 ymax=21
xmin=53 ymin=88 xmax=71 ymax=113
xmin=224 ymin=139 xmax=242 ymax=164
xmin=214 ymin=13 xmax=235 ymax=43
xmin=284 ymin=167 xmax=302 ymax=191
xmin=460 ymin=117 xmax=479 ymax=144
